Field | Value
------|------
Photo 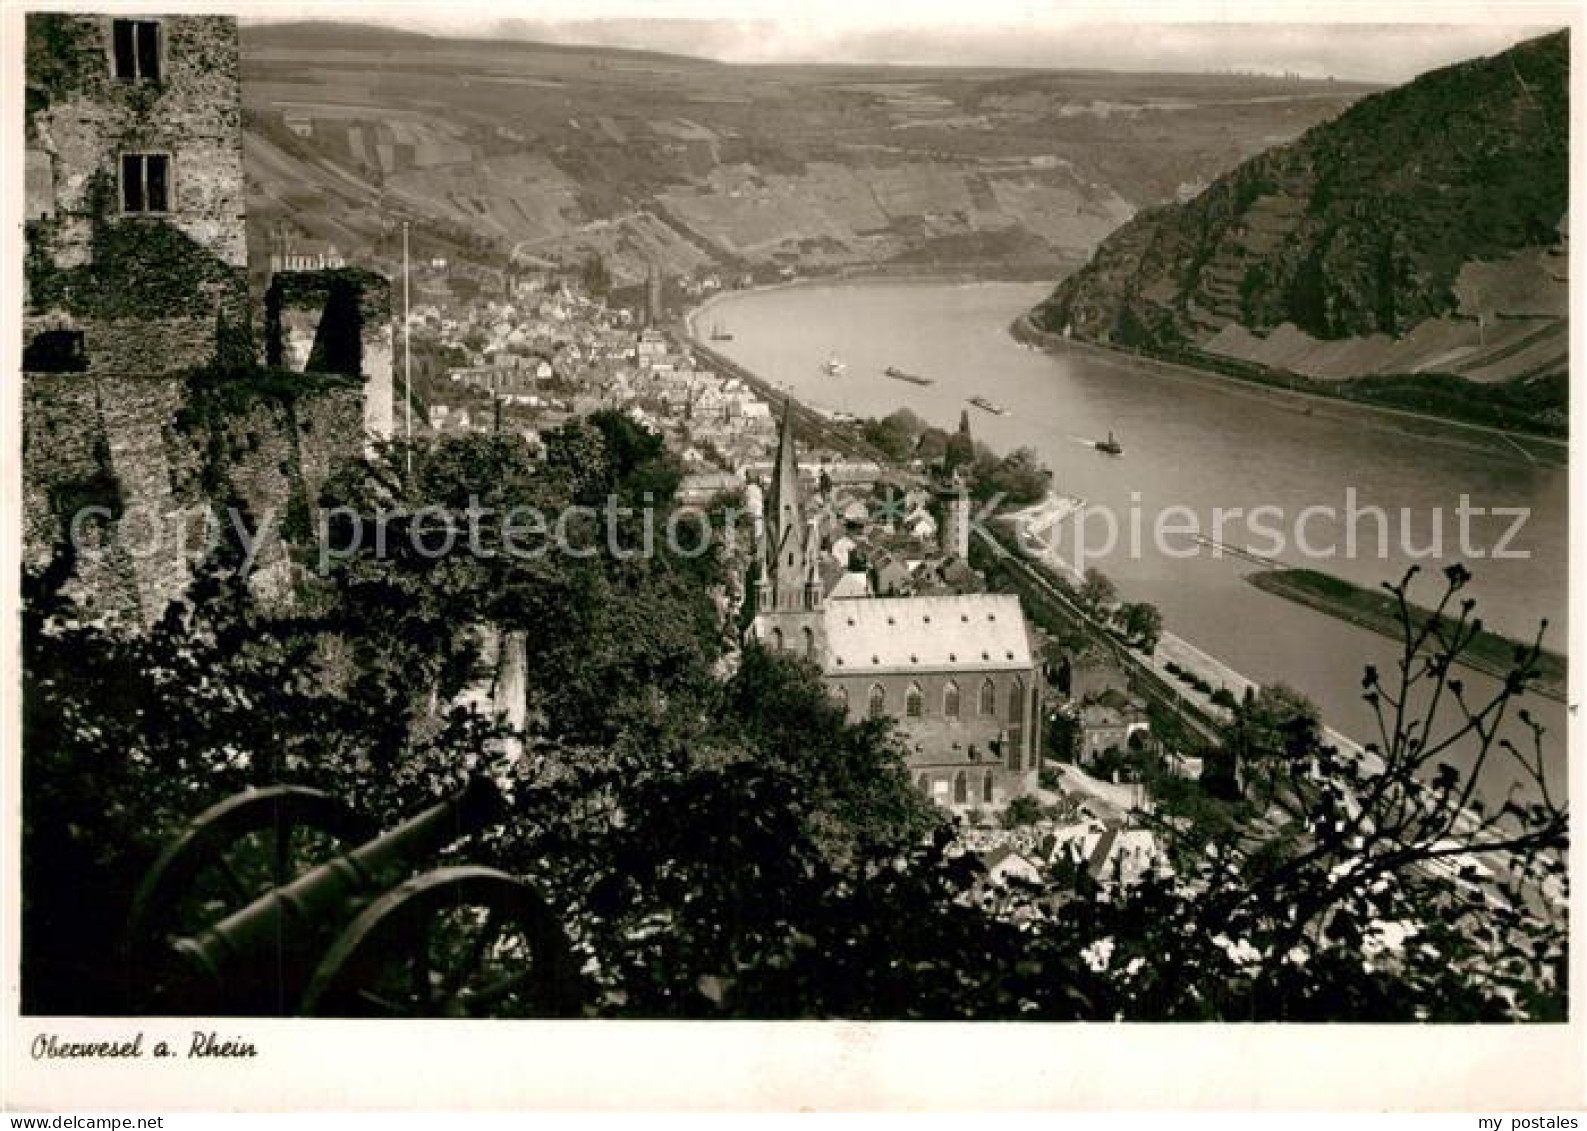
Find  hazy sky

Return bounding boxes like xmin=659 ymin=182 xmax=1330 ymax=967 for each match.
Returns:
xmin=244 ymin=1 xmax=1570 ymax=82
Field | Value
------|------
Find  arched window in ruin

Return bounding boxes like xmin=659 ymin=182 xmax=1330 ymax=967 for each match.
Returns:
xmin=868 ymin=683 xmax=886 ymax=719
xmin=979 ymin=678 xmax=997 ymax=716
xmin=905 ymin=682 xmax=924 ymax=718
xmin=943 ymin=680 xmax=960 ymax=719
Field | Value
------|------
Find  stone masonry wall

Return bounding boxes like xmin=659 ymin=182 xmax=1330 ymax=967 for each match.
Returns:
xmin=22 ymin=16 xmax=369 ymax=626
xmin=24 ymin=14 xmax=248 ymax=379
xmin=266 ymin=268 xmax=395 ymax=444
xmin=24 ymin=372 xmax=364 ymax=626
xmin=183 ymin=381 xmax=365 ymax=611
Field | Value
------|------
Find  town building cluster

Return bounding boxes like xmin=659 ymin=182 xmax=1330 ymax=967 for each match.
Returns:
xmin=409 ymin=285 xmax=781 ymax=472
xmin=19 ymin=9 xmax=1165 ymax=888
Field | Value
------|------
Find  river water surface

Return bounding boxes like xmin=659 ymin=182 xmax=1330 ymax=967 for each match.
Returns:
xmin=699 ymin=280 xmax=1569 ymax=794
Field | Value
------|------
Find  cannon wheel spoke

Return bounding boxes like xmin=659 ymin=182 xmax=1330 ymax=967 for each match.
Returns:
xmin=211 ymin=853 xmax=252 ymax=902
xmin=452 ymin=911 xmax=506 ymax=994
xmin=302 ymin=867 xmax=581 ymax=1019
xmin=272 ymin=817 xmax=294 ymax=888
xmin=459 ymin=967 xmax=535 ymax=1013
xmin=410 ymin=920 xmax=434 ymax=1008
xmin=123 ymin=787 xmax=373 ymax=1016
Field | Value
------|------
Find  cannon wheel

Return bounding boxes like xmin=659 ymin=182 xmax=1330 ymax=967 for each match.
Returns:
xmin=301 ymin=866 xmax=582 ymax=1018
xmin=124 ymin=785 xmax=374 ymax=1007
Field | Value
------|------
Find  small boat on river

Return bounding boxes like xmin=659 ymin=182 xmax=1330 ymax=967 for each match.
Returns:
xmin=884 ymin=365 xmax=933 ymax=386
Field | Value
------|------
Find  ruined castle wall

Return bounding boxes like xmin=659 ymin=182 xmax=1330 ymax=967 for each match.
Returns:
xmin=24 ymin=372 xmax=364 ymax=626
xmin=21 ymin=374 xmax=141 ymax=622
xmin=192 ymin=383 xmax=365 ymax=610
xmin=95 ymin=376 xmax=194 ymax=617
xmin=363 ymin=321 xmax=394 ymax=442
xmin=266 ymin=268 xmax=395 ymax=445
xmin=22 ymin=16 xmax=370 ymax=627
xmin=24 ymin=14 xmax=248 ymax=379
xmin=292 ymin=388 xmax=367 ymax=506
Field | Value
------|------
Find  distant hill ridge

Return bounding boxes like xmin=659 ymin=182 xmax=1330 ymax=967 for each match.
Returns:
xmin=1034 ymin=30 xmax=1568 ymax=418
xmin=245 ymin=19 xmax=723 ymax=65
xmin=236 ymin=21 xmax=1368 ymax=293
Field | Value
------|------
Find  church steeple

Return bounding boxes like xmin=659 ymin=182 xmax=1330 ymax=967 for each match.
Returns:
xmin=762 ymin=400 xmax=813 ymax=612
xmin=767 ymin=399 xmax=802 ymax=545
xmin=802 ymin=516 xmax=824 ymax=610
xmin=754 ymin=520 xmax=774 ymax=610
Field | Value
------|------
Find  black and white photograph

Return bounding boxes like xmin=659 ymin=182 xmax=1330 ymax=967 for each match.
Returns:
xmin=4 ymin=0 xmax=1582 ymax=1112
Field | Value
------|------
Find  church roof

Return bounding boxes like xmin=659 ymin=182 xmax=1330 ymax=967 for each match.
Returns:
xmin=828 ymin=570 xmax=872 ymax=601
xmin=817 ymin=557 xmax=848 ymax=596
xmin=821 ymin=594 xmax=1035 ymax=675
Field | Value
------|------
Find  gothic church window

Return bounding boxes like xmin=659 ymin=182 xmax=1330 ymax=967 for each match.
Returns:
xmin=979 ymin=678 xmax=996 ymax=716
xmin=868 ymin=683 xmax=886 ymax=718
xmin=905 ymin=683 xmax=923 ymax=718
xmin=943 ymin=680 xmax=960 ymax=719
xmin=1008 ymin=678 xmax=1026 ymax=770
xmin=1007 ymin=677 xmax=1025 ymax=722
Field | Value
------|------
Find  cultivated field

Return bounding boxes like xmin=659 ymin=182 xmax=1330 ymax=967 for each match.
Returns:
xmin=241 ymin=22 xmax=1375 ymax=283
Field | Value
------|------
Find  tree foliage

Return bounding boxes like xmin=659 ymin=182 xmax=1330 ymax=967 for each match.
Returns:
xmin=22 ymin=439 xmax=1567 ymax=1029
xmin=1078 ymin=568 xmax=1118 ymax=612
xmin=970 ymin=444 xmax=1051 ymax=506
xmin=1118 ymin=601 xmax=1164 ymax=652
xmin=860 ymin=408 xmax=925 ymax=462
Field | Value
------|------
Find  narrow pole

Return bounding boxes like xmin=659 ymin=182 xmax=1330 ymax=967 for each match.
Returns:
xmin=403 ymin=220 xmax=412 ymax=475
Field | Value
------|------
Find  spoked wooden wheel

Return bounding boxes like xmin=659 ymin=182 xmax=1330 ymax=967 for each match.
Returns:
xmin=300 ymin=866 xmax=582 ymax=1018
xmin=123 ymin=785 xmax=373 ymax=1012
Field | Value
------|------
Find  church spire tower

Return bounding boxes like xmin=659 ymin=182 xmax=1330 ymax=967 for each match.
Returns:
xmin=762 ymin=400 xmax=816 ymax=612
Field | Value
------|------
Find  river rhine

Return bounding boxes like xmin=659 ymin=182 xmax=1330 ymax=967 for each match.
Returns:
xmin=698 ymin=279 xmax=1569 ymax=795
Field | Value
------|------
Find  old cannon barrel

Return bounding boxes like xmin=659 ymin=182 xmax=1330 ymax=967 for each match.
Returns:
xmin=163 ymin=777 xmax=504 ymax=1014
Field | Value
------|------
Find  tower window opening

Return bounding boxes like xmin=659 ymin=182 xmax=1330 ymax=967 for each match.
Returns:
xmin=120 ymin=153 xmax=170 ymax=213
xmin=112 ymin=19 xmax=161 ymax=83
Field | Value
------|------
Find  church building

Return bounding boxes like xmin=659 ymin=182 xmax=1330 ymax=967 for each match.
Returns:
xmin=748 ymin=406 xmax=1043 ymax=812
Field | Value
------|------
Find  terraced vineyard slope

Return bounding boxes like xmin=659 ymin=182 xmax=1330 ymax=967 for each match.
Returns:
xmin=1034 ymin=31 xmax=1568 ymax=433
xmin=240 ymin=21 xmax=1372 ymax=289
